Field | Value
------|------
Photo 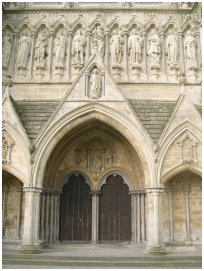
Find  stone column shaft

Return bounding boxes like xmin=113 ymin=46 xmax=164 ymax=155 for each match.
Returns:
xmin=55 ymin=194 xmax=60 ymax=243
xmin=160 ymin=32 xmax=167 ymax=79
xmin=67 ymin=32 xmax=72 ymax=80
xmin=123 ymin=31 xmax=128 ymax=80
xmin=45 ymin=193 xmax=50 ymax=242
xmin=40 ymin=193 xmax=46 ymax=241
xmin=168 ymin=191 xmax=174 ymax=241
xmin=16 ymin=188 xmax=23 ymax=239
xmin=28 ymin=32 xmax=36 ymax=79
xmin=86 ymin=31 xmax=91 ymax=59
xmin=146 ymin=188 xmax=165 ymax=254
xmin=50 ymin=192 xmax=55 ymax=243
xmin=105 ymin=31 xmax=109 ymax=68
xmin=48 ymin=32 xmax=54 ymax=79
xmin=2 ymin=187 xmax=9 ymax=239
xmin=178 ymin=32 xmax=185 ymax=74
xmin=141 ymin=193 xmax=146 ymax=243
xmin=130 ymin=192 xmax=137 ymax=243
xmin=137 ymin=194 xmax=141 ymax=243
xmin=91 ymin=191 xmax=100 ymax=244
xmin=184 ymin=190 xmax=191 ymax=242
xmin=142 ymin=32 xmax=148 ymax=80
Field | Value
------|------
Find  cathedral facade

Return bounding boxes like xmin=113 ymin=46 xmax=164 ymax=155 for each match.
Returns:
xmin=2 ymin=2 xmax=202 ymax=254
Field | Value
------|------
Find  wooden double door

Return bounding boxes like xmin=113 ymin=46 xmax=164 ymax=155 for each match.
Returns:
xmin=59 ymin=174 xmax=131 ymax=242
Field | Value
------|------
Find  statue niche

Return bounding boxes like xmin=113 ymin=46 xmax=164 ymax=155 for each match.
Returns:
xmin=2 ymin=28 xmax=13 ymax=70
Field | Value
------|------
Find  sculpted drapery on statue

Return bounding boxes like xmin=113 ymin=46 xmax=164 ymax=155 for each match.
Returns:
xmin=166 ymin=30 xmax=178 ymax=67
xmin=16 ymin=31 xmax=31 ymax=69
xmin=3 ymin=31 xmax=13 ymax=69
xmin=147 ymin=29 xmax=160 ymax=67
xmin=92 ymin=25 xmax=105 ymax=58
xmin=54 ymin=30 xmax=66 ymax=69
xmin=184 ymin=30 xmax=197 ymax=68
xmin=110 ymin=28 xmax=122 ymax=67
xmin=90 ymin=68 xmax=101 ymax=99
xmin=128 ymin=29 xmax=143 ymax=66
xmin=34 ymin=30 xmax=47 ymax=69
xmin=72 ymin=29 xmax=86 ymax=67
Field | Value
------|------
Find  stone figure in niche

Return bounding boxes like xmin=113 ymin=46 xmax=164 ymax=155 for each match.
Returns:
xmin=92 ymin=25 xmax=104 ymax=58
xmin=34 ymin=30 xmax=47 ymax=69
xmin=54 ymin=30 xmax=66 ymax=69
xmin=90 ymin=152 xmax=102 ymax=172
xmin=90 ymin=68 xmax=101 ymax=99
xmin=128 ymin=29 xmax=143 ymax=66
xmin=72 ymin=29 xmax=86 ymax=66
xmin=183 ymin=137 xmax=193 ymax=162
xmin=16 ymin=30 xmax=31 ymax=69
xmin=184 ymin=30 xmax=197 ymax=68
xmin=110 ymin=28 xmax=122 ymax=66
xmin=3 ymin=31 xmax=12 ymax=69
xmin=147 ymin=29 xmax=160 ymax=67
xmin=166 ymin=30 xmax=178 ymax=67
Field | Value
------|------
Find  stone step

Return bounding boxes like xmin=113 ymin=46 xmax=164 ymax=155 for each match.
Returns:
xmin=3 ymin=257 xmax=202 ymax=269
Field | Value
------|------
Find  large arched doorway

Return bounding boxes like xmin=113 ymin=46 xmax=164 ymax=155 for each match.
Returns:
xmin=162 ymin=170 xmax=202 ymax=245
xmin=59 ymin=174 xmax=92 ymax=242
xmin=2 ymin=171 xmax=24 ymax=240
xmin=99 ymin=175 xmax=131 ymax=242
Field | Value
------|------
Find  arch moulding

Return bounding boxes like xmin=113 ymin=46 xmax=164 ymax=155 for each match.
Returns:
xmin=33 ymin=104 xmax=154 ymax=189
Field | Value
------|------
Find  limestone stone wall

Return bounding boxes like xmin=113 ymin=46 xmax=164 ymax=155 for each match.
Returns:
xmin=162 ymin=171 xmax=201 ymax=244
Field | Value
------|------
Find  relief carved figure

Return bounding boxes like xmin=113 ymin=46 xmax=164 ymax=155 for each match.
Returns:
xmin=166 ymin=30 xmax=178 ymax=67
xmin=128 ymin=29 xmax=143 ymax=66
xmin=183 ymin=137 xmax=194 ymax=163
xmin=147 ymin=29 xmax=160 ymax=67
xmin=92 ymin=25 xmax=105 ymax=58
xmin=90 ymin=68 xmax=101 ymax=99
xmin=16 ymin=30 xmax=31 ymax=70
xmin=54 ymin=30 xmax=66 ymax=69
xmin=72 ymin=29 xmax=86 ymax=67
xmin=34 ymin=30 xmax=47 ymax=69
xmin=110 ymin=28 xmax=122 ymax=67
xmin=3 ymin=31 xmax=13 ymax=69
xmin=184 ymin=30 xmax=197 ymax=68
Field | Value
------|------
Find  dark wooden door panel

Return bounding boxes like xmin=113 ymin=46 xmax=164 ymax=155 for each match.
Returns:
xmin=60 ymin=174 xmax=92 ymax=242
xmin=99 ymin=175 xmax=131 ymax=241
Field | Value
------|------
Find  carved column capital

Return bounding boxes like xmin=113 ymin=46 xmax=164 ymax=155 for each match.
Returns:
xmin=13 ymin=32 xmax=19 ymax=38
xmin=23 ymin=187 xmax=43 ymax=194
xmin=31 ymin=31 xmax=37 ymax=38
xmin=90 ymin=190 xmax=101 ymax=196
xmin=49 ymin=31 xmax=55 ymax=37
xmin=145 ymin=187 xmax=164 ymax=195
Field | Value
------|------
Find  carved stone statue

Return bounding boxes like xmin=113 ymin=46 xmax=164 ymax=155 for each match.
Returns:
xmin=90 ymin=68 xmax=101 ymax=99
xmin=72 ymin=29 xmax=86 ymax=66
xmin=110 ymin=28 xmax=122 ymax=66
xmin=184 ymin=30 xmax=197 ymax=68
xmin=54 ymin=30 xmax=66 ymax=69
xmin=34 ymin=30 xmax=47 ymax=69
xmin=183 ymin=137 xmax=193 ymax=162
xmin=3 ymin=31 xmax=12 ymax=69
xmin=147 ymin=29 xmax=160 ymax=67
xmin=16 ymin=30 xmax=31 ymax=70
xmin=166 ymin=30 xmax=178 ymax=67
xmin=128 ymin=29 xmax=143 ymax=66
xmin=92 ymin=25 xmax=104 ymax=58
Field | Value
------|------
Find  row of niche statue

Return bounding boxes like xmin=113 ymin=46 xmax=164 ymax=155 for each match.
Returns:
xmin=3 ymin=26 xmax=198 ymax=73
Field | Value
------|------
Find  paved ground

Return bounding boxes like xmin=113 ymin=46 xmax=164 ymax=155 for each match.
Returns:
xmin=2 ymin=243 xmax=202 ymax=269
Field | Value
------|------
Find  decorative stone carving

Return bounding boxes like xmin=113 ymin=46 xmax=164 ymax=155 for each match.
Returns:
xmin=128 ymin=29 xmax=143 ymax=67
xmin=34 ymin=29 xmax=48 ymax=77
xmin=2 ymin=131 xmax=14 ymax=164
xmin=147 ymin=29 xmax=160 ymax=68
xmin=53 ymin=29 xmax=66 ymax=78
xmin=177 ymin=132 xmax=198 ymax=164
xmin=166 ymin=30 xmax=178 ymax=68
xmin=184 ymin=30 xmax=197 ymax=69
xmin=2 ymin=30 xmax=13 ymax=69
xmin=89 ymin=68 xmax=101 ymax=99
xmin=75 ymin=137 xmax=117 ymax=173
xmin=92 ymin=25 xmax=105 ymax=58
xmin=16 ymin=30 xmax=31 ymax=77
xmin=110 ymin=28 xmax=122 ymax=67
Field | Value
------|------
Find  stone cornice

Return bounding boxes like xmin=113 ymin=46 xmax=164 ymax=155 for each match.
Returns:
xmin=3 ymin=8 xmax=194 ymax=15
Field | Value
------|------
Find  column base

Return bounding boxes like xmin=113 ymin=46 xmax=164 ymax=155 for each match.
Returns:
xmin=20 ymin=244 xmax=41 ymax=254
xmin=91 ymin=241 xmax=100 ymax=245
xmin=146 ymin=246 xmax=166 ymax=255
